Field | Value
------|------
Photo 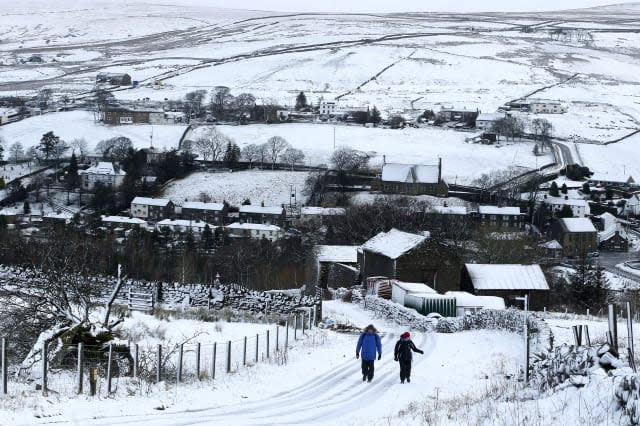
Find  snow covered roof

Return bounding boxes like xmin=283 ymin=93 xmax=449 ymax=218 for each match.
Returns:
xmin=157 ymin=219 xmax=210 ymax=229
xmin=381 ymin=163 xmax=440 ymax=184
xmin=80 ymin=162 xmax=125 ymax=176
xmin=528 ymin=98 xmax=563 ymax=105
xmin=446 ymin=291 xmax=505 ymax=309
xmin=589 ymin=172 xmax=635 ymax=184
xmin=393 ymin=281 xmax=436 ymax=294
xmin=431 ymin=206 xmax=468 ymax=215
xmin=465 ymin=264 xmax=549 ymax=291
xmin=476 ymin=112 xmax=505 ymax=122
xmin=540 ymin=240 xmax=563 ymax=250
xmin=544 ymin=196 xmax=588 ymax=207
xmin=44 ymin=212 xmax=73 ymax=220
xmin=182 ymin=201 xmax=225 ymax=211
xmin=239 ymin=205 xmax=284 ymax=215
xmin=477 ymin=206 xmax=522 ymax=215
xmin=597 ymin=212 xmax=627 ymax=242
xmin=132 ymin=197 xmax=171 ymax=207
xmin=559 ymin=218 xmax=597 ymax=233
xmin=361 ymin=229 xmax=428 ymax=259
xmin=226 ymin=223 xmax=282 ymax=232
xmin=102 ymin=216 xmax=147 ymax=225
xmin=301 ymin=207 xmax=347 ymax=216
xmin=315 ymin=245 xmax=359 ymax=263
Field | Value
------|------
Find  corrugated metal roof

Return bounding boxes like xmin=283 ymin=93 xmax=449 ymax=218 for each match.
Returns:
xmin=465 ymin=264 xmax=549 ymax=291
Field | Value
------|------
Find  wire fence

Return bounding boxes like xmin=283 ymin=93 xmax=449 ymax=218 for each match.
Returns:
xmin=0 ymin=310 xmax=318 ymax=399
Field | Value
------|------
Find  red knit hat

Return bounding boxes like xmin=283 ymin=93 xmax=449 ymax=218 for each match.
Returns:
xmin=401 ymin=332 xmax=410 ymax=339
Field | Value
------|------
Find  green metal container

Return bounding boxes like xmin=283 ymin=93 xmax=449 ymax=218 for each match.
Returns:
xmin=405 ymin=294 xmax=457 ymax=317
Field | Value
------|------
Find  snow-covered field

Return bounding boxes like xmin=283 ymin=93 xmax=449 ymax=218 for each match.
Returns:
xmin=577 ymin=133 xmax=640 ymax=179
xmin=199 ymin=124 xmax=551 ymax=184
xmin=0 ymin=111 xmax=185 ymax=153
xmin=162 ymin=170 xmax=310 ymax=207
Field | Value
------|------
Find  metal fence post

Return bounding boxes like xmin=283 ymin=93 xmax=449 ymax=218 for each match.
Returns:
xmin=226 ymin=341 xmax=231 ymax=373
xmin=255 ymin=334 xmax=259 ymax=363
xmin=212 ymin=343 xmax=218 ymax=380
xmin=133 ymin=344 xmax=139 ymax=379
xmin=1 ymin=337 xmax=7 ymax=395
xmin=177 ymin=343 xmax=184 ymax=383
xmin=107 ymin=343 xmax=113 ymax=394
xmin=196 ymin=343 xmax=201 ymax=380
xmin=243 ymin=337 xmax=247 ymax=366
xmin=42 ymin=342 xmax=48 ymax=396
xmin=156 ymin=344 xmax=162 ymax=383
xmin=76 ymin=342 xmax=84 ymax=395
xmin=266 ymin=330 xmax=270 ymax=359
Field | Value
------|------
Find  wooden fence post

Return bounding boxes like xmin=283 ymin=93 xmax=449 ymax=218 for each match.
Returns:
xmin=212 ymin=343 xmax=217 ymax=381
xmin=285 ymin=319 xmax=289 ymax=350
xmin=294 ymin=316 xmax=298 ymax=341
xmin=243 ymin=337 xmax=247 ymax=366
xmin=196 ymin=343 xmax=201 ymax=380
xmin=226 ymin=341 xmax=231 ymax=373
xmin=156 ymin=344 xmax=162 ymax=383
xmin=133 ymin=344 xmax=139 ymax=379
xmin=107 ymin=343 xmax=113 ymax=394
xmin=276 ymin=326 xmax=280 ymax=352
xmin=42 ymin=342 xmax=47 ymax=396
xmin=583 ymin=325 xmax=591 ymax=346
xmin=1 ymin=338 xmax=7 ymax=395
xmin=177 ymin=343 xmax=184 ymax=383
xmin=572 ymin=325 xmax=582 ymax=347
xmin=608 ymin=304 xmax=618 ymax=353
xmin=266 ymin=330 xmax=270 ymax=359
xmin=255 ymin=334 xmax=259 ymax=363
xmin=76 ymin=342 xmax=84 ymax=395
xmin=301 ymin=314 xmax=305 ymax=334
xmin=627 ymin=302 xmax=637 ymax=372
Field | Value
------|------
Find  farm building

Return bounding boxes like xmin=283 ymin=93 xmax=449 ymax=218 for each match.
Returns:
xmin=589 ymin=172 xmax=637 ymax=189
xmin=474 ymin=206 xmax=525 ymax=229
xmin=96 ymin=72 xmax=132 ymax=86
xmin=527 ymin=99 xmax=568 ymax=114
xmin=475 ymin=112 xmax=505 ymax=131
xmin=551 ymin=218 xmax=598 ymax=257
xmin=225 ymin=223 xmax=284 ymax=241
xmin=103 ymin=105 xmax=165 ymax=125
xmin=594 ymin=213 xmax=629 ymax=252
xmin=445 ymin=291 xmax=506 ymax=316
xmin=541 ymin=195 xmax=590 ymax=218
xmin=80 ymin=162 xmax=126 ymax=190
xmin=391 ymin=281 xmax=436 ymax=305
xmin=239 ymin=205 xmax=286 ymax=227
xmin=626 ymin=194 xmax=640 ymax=216
xmin=181 ymin=201 xmax=228 ymax=226
xmin=131 ymin=197 xmax=175 ymax=222
xmin=378 ymin=161 xmax=448 ymax=197
xmin=311 ymin=245 xmax=359 ymax=289
xmin=298 ymin=207 xmax=346 ymax=227
xmin=358 ymin=228 xmax=462 ymax=292
xmin=436 ymin=107 xmax=479 ymax=124
xmin=461 ymin=264 xmax=549 ymax=310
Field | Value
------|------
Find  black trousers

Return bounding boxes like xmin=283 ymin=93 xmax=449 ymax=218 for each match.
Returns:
xmin=399 ymin=359 xmax=412 ymax=381
xmin=361 ymin=360 xmax=375 ymax=380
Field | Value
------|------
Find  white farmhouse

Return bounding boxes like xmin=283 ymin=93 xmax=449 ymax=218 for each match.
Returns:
xmin=319 ymin=100 xmax=337 ymax=116
xmin=80 ymin=162 xmax=126 ymax=190
xmin=131 ymin=197 xmax=175 ymax=221
xmin=225 ymin=223 xmax=284 ymax=241
xmin=475 ymin=112 xmax=505 ymax=131
xmin=528 ymin=99 xmax=568 ymax=114
xmin=542 ymin=195 xmax=591 ymax=218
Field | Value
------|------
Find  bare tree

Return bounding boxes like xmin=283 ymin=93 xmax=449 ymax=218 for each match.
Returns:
xmin=280 ymin=147 xmax=305 ymax=170
xmin=9 ymin=142 xmax=24 ymax=163
xmin=96 ymin=136 xmax=132 ymax=162
xmin=264 ymin=136 xmax=290 ymax=169
xmin=330 ymin=146 xmax=370 ymax=172
xmin=69 ymin=138 xmax=89 ymax=161
xmin=241 ymin=143 xmax=265 ymax=168
xmin=233 ymin=93 xmax=256 ymax=119
xmin=194 ymin=127 xmax=231 ymax=162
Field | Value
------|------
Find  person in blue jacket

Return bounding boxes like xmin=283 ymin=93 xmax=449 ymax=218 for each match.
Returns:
xmin=356 ymin=324 xmax=382 ymax=382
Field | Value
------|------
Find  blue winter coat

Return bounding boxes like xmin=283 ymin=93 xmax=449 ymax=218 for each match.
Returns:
xmin=356 ymin=332 xmax=382 ymax=361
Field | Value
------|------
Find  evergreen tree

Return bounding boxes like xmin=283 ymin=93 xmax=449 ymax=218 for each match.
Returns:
xmin=582 ymin=182 xmax=591 ymax=194
xmin=371 ymin=106 xmax=381 ymax=127
xmin=295 ymin=92 xmax=308 ymax=111
xmin=223 ymin=142 xmax=241 ymax=168
xmin=561 ymin=183 xmax=568 ymax=194
xmin=569 ymin=259 xmax=610 ymax=311
xmin=549 ymin=181 xmax=560 ymax=197
xmin=23 ymin=200 xmax=30 ymax=215
xmin=558 ymin=204 xmax=574 ymax=218
xmin=38 ymin=131 xmax=61 ymax=160
xmin=201 ymin=224 xmax=214 ymax=251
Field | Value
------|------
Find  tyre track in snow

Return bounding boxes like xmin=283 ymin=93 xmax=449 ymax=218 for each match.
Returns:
xmin=89 ymin=332 xmax=433 ymax=426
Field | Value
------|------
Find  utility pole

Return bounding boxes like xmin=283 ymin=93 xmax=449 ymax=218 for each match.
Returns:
xmin=515 ymin=295 xmax=529 ymax=384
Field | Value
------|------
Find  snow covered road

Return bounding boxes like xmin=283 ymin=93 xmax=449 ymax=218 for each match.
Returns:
xmin=21 ymin=302 xmax=521 ymax=426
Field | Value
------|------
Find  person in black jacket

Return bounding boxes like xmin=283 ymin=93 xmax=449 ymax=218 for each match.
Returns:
xmin=394 ymin=331 xmax=424 ymax=384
